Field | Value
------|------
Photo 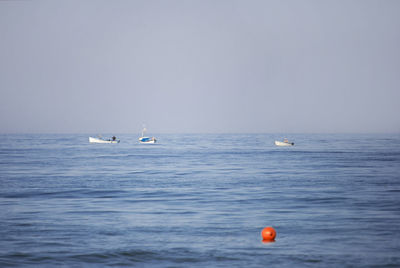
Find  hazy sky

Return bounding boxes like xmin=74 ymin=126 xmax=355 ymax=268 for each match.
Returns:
xmin=1 ymin=0 xmax=399 ymax=133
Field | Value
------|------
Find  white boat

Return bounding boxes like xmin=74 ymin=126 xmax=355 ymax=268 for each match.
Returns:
xmin=139 ymin=127 xmax=156 ymax=144
xmin=89 ymin=136 xmax=120 ymax=144
xmin=139 ymin=136 xmax=156 ymax=144
xmin=275 ymin=138 xmax=294 ymax=146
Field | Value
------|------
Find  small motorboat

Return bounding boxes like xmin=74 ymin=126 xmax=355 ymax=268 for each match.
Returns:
xmin=139 ymin=127 xmax=156 ymax=144
xmin=275 ymin=138 xmax=294 ymax=146
xmin=89 ymin=136 xmax=120 ymax=144
xmin=139 ymin=136 xmax=156 ymax=144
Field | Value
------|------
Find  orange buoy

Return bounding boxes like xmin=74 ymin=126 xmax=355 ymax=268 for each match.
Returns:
xmin=261 ymin=227 xmax=276 ymax=242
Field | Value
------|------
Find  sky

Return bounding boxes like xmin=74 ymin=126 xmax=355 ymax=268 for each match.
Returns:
xmin=0 ymin=0 xmax=399 ymax=134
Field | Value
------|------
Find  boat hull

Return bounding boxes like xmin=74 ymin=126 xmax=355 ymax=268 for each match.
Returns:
xmin=139 ymin=137 xmax=156 ymax=144
xmin=89 ymin=137 xmax=120 ymax=143
xmin=275 ymin=141 xmax=294 ymax=146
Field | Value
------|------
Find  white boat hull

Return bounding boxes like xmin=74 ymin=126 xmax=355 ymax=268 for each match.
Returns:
xmin=89 ymin=137 xmax=120 ymax=144
xmin=275 ymin=141 xmax=294 ymax=146
xmin=139 ymin=137 xmax=156 ymax=144
xmin=139 ymin=140 xmax=156 ymax=144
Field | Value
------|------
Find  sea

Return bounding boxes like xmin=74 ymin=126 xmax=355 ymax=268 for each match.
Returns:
xmin=0 ymin=133 xmax=399 ymax=267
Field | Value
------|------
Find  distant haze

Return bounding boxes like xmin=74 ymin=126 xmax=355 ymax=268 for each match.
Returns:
xmin=1 ymin=0 xmax=399 ymax=134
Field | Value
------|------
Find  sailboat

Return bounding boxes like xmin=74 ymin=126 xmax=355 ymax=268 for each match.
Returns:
xmin=139 ymin=127 xmax=157 ymax=144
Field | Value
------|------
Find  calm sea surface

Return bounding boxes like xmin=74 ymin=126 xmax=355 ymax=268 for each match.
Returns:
xmin=1 ymin=133 xmax=399 ymax=267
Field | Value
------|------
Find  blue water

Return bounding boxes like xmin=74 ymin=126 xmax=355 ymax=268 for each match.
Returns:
xmin=1 ymin=133 xmax=399 ymax=267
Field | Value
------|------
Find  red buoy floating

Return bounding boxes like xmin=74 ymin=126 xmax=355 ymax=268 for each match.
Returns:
xmin=261 ymin=226 xmax=276 ymax=242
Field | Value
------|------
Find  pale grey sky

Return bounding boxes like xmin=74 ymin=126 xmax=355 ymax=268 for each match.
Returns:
xmin=0 ymin=0 xmax=399 ymax=133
